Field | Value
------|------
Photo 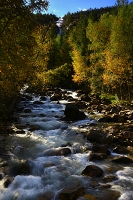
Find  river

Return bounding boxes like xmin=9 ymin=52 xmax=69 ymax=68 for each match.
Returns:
xmin=0 ymin=87 xmax=133 ymax=200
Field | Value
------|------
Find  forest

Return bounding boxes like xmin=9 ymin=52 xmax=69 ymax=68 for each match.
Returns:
xmin=0 ymin=0 xmax=133 ymax=120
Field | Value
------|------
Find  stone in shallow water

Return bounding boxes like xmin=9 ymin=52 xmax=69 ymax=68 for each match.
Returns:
xmin=3 ymin=175 xmax=13 ymax=188
xmin=98 ymin=184 xmax=111 ymax=189
xmin=24 ymin=108 xmax=32 ymax=113
xmin=59 ymin=185 xmax=84 ymax=200
xmin=29 ymin=125 xmax=40 ymax=131
xmin=9 ymin=160 xmax=30 ymax=176
xmin=92 ymin=145 xmax=111 ymax=155
xmin=16 ymin=130 xmax=25 ymax=134
xmin=41 ymin=147 xmax=71 ymax=156
xmin=100 ymin=175 xmax=118 ymax=183
xmin=33 ymin=100 xmax=43 ymax=104
xmin=37 ymin=191 xmax=54 ymax=200
xmin=63 ymin=104 xmax=86 ymax=121
xmin=81 ymin=165 xmax=104 ymax=178
xmin=111 ymin=156 xmax=133 ymax=164
xmin=113 ymin=146 xmax=130 ymax=154
xmin=86 ymin=129 xmax=107 ymax=143
xmin=89 ymin=179 xmax=100 ymax=188
xmin=96 ymin=190 xmax=120 ymax=200
xmin=40 ymin=96 xmax=46 ymax=101
xmin=89 ymin=153 xmax=107 ymax=161
xmin=77 ymin=194 xmax=97 ymax=200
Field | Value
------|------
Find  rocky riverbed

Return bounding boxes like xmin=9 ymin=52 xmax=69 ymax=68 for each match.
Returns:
xmin=0 ymin=87 xmax=133 ymax=200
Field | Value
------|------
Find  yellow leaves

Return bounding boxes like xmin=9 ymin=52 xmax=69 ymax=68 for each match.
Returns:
xmin=32 ymin=25 xmax=53 ymax=73
xmin=102 ymin=47 xmax=133 ymax=88
xmin=71 ymin=48 xmax=88 ymax=83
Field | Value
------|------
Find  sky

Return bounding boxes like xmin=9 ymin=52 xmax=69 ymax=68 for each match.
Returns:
xmin=46 ymin=0 xmax=132 ymax=17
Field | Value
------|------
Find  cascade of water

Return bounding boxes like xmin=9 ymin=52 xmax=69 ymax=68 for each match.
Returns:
xmin=0 ymin=88 xmax=133 ymax=200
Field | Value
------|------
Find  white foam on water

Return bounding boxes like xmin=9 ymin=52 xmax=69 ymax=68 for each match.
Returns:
xmin=118 ymin=192 xmax=133 ymax=200
xmin=0 ymin=175 xmax=44 ymax=200
xmin=2 ymin=89 xmax=133 ymax=199
xmin=111 ymin=167 xmax=133 ymax=200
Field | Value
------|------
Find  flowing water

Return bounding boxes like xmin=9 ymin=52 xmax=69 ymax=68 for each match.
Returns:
xmin=0 ymin=88 xmax=133 ymax=200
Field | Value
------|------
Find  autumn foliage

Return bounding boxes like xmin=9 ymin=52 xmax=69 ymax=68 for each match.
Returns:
xmin=1 ymin=0 xmax=133 ymax=119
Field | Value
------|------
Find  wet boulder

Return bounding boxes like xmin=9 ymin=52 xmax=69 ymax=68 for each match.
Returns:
xmin=29 ymin=125 xmax=40 ymax=131
xmin=43 ymin=163 xmax=55 ymax=168
xmin=61 ymin=142 xmax=72 ymax=147
xmin=15 ymin=130 xmax=25 ymax=134
xmin=3 ymin=175 xmax=13 ymax=188
xmin=81 ymin=165 xmax=104 ymax=178
xmin=111 ymin=156 xmax=133 ymax=164
xmin=92 ymin=145 xmax=111 ymax=155
xmin=59 ymin=185 xmax=84 ymax=200
xmin=9 ymin=160 xmax=31 ymax=176
xmin=86 ymin=129 xmax=107 ymax=143
xmin=41 ymin=147 xmax=71 ymax=156
xmin=63 ymin=104 xmax=86 ymax=121
xmin=33 ymin=101 xmax=43 ymax=104
xmin=113 ymin=146 xmax=130 ymax=154
xmin=50 ymin=93 xmax=62 ymax=101
xmin=85 ymin=128 xmax=113 ymax=145
xmin=89 ymin=180 xmax=100 ymax=188
xmin=100 ymin=134 xmax=113 ymax=145
xmin=23 ymin=94 xmax=32 ymax=100
xmin=0 ymin=173 xmax=3 ymax=180
xmin=100 ymin=175 xmax=118 ymax=183
xmin=97 ymin=184 xmax=111 ymax=189
xmin=96 ymin=190 xmax=120 ymax=200
xmin=89 ymin=153 xmax=107 ymax=161
xmin=0 ymin=148 xmax=11 ymax=161
xmin=24 ymin=108 xmax=32 ymax=113
xmin=40 ymin=96 xmax=46 ymax=101
xmin=37 ymin=191 xmax=54 ymax=200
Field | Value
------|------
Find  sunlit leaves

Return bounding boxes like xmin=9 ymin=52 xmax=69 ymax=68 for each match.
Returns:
xmin=102 ymin=5 xmax=133 ymax=99
xmin=0 ymin=0 xmax=48 ymax=106
xmin=71 ymin=48 xmax=88 ymax=83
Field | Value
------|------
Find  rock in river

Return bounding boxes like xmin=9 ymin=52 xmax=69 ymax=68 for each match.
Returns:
xmin=81 ymin=165 xmax=104 ymax=178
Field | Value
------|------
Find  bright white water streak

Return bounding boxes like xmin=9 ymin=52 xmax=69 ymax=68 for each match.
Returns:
xmin=0 ymin=89 xmax=133 ymax=200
